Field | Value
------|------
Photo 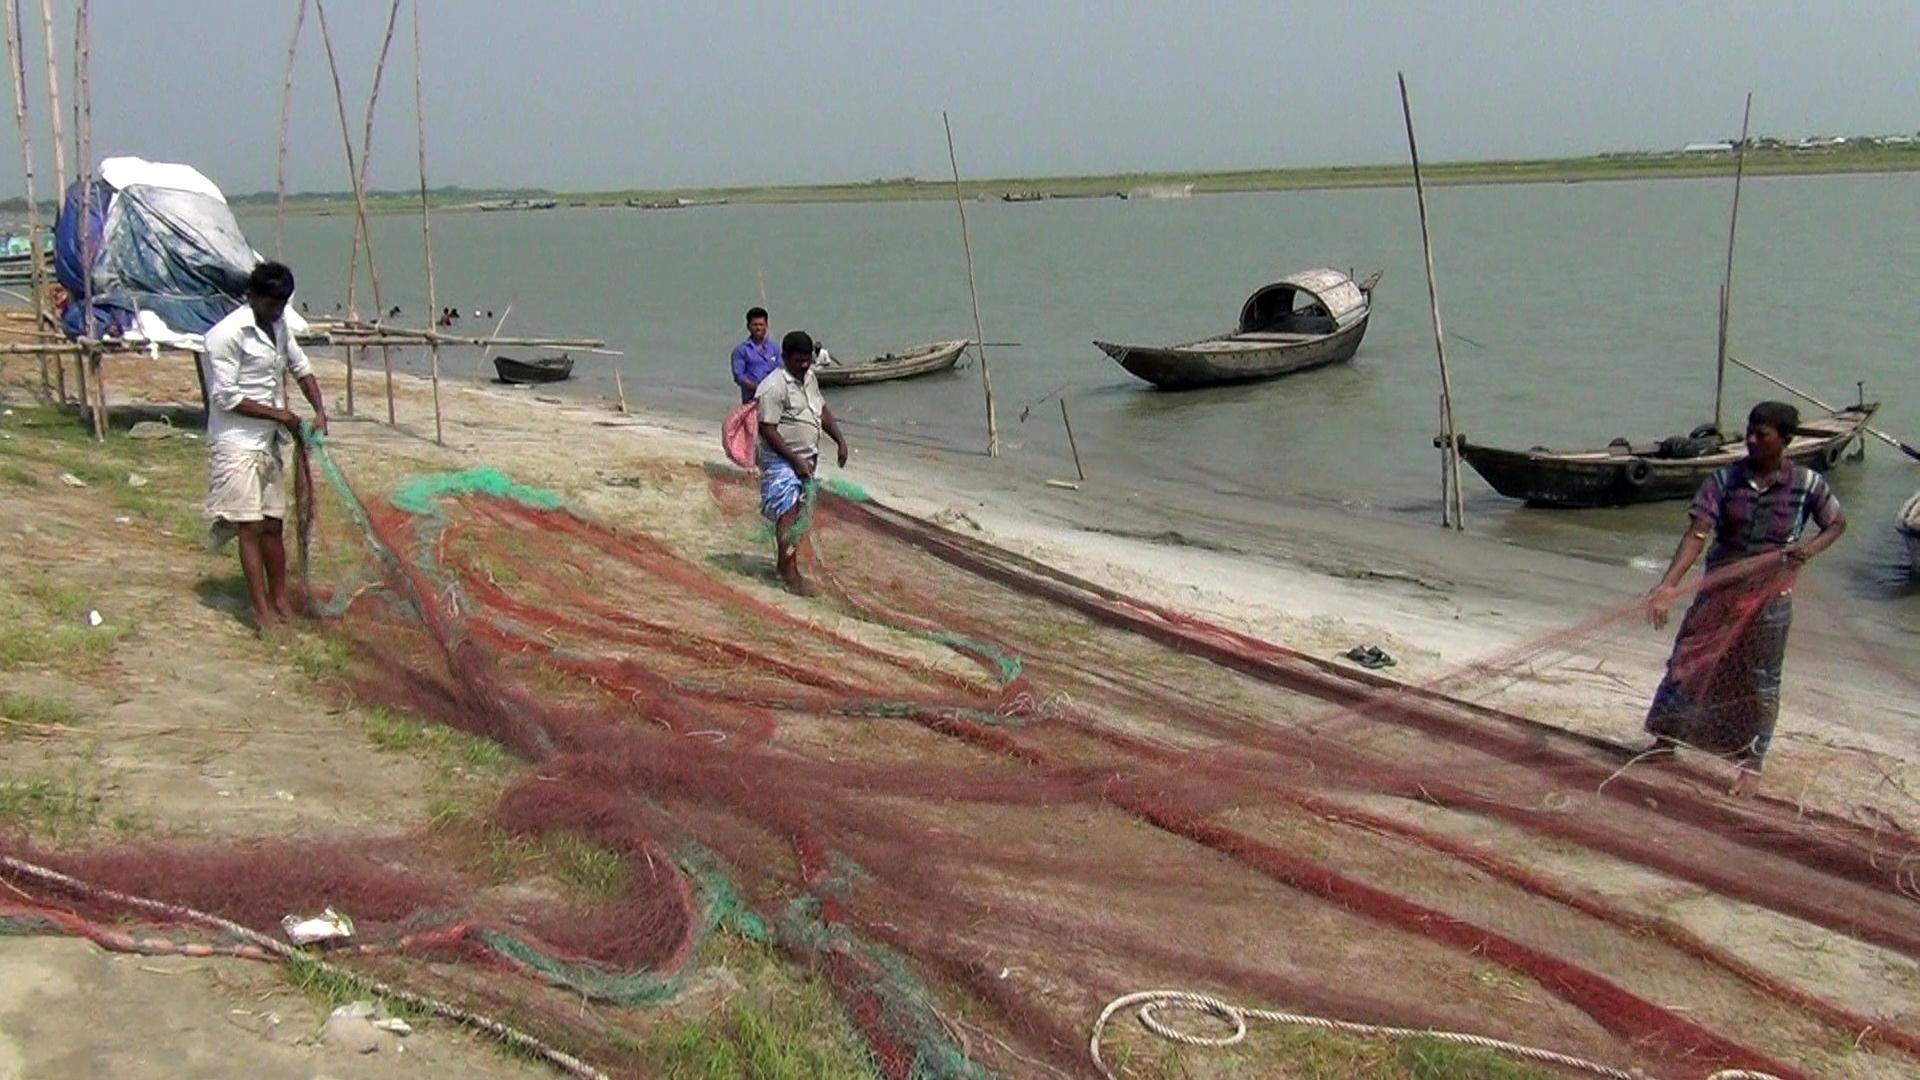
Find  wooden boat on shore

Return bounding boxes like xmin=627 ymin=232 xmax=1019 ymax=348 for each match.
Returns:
xmin=1452 ymin=405 xmax=1876 ymax=508
xmin=1094 ymin=268 xmax=1380 ymax=390
xmin=1899 ymin=492 xmax=1920 ymax=577
xmin=494 ymin=354 xmax=573 ymax=385
xmin=815 ymin=340 xmax=969 ymax=388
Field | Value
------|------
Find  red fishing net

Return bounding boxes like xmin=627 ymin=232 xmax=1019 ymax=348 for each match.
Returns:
xmin=3 ymin=443 xmax=1916 ymax=1079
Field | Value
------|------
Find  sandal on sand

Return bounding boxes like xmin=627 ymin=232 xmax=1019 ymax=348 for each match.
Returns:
xmin=1342 ymin=644 xmax=1396 ymax=670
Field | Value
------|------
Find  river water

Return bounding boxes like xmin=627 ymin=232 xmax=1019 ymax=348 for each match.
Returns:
xmin=273 ymin=172 xmax=1920 ymax=605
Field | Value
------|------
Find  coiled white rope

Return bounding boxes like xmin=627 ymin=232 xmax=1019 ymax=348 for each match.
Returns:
xmin=1091 ymin=990 xmax=1784 ymax=1080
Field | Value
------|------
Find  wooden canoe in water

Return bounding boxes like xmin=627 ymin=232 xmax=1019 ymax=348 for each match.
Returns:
xmin=1453 ymin=405 xmax=1877 ymax=508
xmin=1094 ymin=268 xmax=1380 ymax=390
xmin=493 ymin=353 xmax=574 ymax=385
xmin=814 ymin=340 xmax=970 ymax=387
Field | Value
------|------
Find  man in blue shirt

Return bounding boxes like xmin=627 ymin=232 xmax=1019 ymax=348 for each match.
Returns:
xmin=730 ymin=306 xmax=781 ymax=403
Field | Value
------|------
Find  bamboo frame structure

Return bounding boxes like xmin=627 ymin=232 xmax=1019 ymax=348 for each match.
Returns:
xmin=942 ymin=111 xmax=999 ymax=458
xmin=0 ymin=2 xmax=614 ymax=443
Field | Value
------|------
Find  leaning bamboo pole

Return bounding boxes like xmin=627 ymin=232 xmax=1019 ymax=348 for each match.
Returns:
xmin=942 ymin=111 xmax=999 ymax=457
xmin=313 ymin=0 xmax=390 ymax=419
xmin=35 ymin=0 xmax=59 ymax=194
xmin=3 ymin=0 xmax=50 ymax=398
xmin=274 ymin=0 xmax=307 ymax=259
xmin=410 ymin=0 xmax=441 ymax=444
xmin=343 ymin=0 xmax=401 ymax=424
xmin=1711 ymin=93 xmax=1753 ymax=435
xmin=1398 ymin=72 xmax=1464 ymax=530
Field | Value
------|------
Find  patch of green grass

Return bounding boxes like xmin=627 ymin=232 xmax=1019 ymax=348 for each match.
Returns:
xmin=0 ymin=692 xmax=80 ymax=733
xmin=1102 ymin=1024 xmax=1563 ymax=1079
xmin=361 ymin=707 xmax=513 ymax=773
xmin=287 ymin=634 xmax=352 ymax=681
xmin=0 ymin=587 xmax=133 ymax=671
xmin=0 ymin=462 xmax=38 ymax=487
xmin=1398 ymin=1036 xmax=1560 ymax=1079
xmin=640 ymin=937 xmax=876 ymax=1080
xmin=0 ymin=774 xmax=102 ymax=841
xmin=282 ymin=953 xmax=430 ymax=1024
xmin=443 ymin=822 xmax=631 ymax=905
xmin=25 ymin=577 xmax=91 ymax=619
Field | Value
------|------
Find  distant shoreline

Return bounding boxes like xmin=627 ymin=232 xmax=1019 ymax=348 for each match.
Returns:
xmin=212 ymin=144 xmax=1920 ymax=218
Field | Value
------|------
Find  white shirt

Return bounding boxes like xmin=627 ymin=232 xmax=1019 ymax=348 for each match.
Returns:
xmin=203 ymin=303 xmax=313 ymax=452
xmin=754 ymin=366 xmax=825 ymax=456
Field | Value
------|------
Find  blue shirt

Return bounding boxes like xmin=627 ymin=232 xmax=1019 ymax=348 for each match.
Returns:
xmin=731 ymin=336 xmax=782 ymax=403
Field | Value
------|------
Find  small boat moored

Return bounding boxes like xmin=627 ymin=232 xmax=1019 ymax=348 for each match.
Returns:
xmin=1453 ymin=405 xmax=1877 ymax=508
xmin=1899 ymin=491 xmax=1920 ymax=577
xmin=814 ymin=340 xmax=970 ymax=388
xmin=493 ymin=353 xmax=574 ymax=385
xmin=1094 ymin=268 xmax=1380 ymax=390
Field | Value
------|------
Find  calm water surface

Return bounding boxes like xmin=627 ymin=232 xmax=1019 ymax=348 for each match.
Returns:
xmin=272 ymin=173 xmax=1920 ymax=608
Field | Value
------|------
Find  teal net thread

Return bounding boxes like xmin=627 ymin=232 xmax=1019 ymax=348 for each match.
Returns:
xmin=390 ymin=467 xmax=567 ymax=517
xmin=777 ymin=893 xmax=998 ymax=1080
xmin=475 ymin=846 xmax=767 ymax=1005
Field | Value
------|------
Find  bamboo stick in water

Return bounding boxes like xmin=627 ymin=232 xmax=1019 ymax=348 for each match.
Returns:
xmin=1398 ymin=72 xmax=1464 ymax=530
xmin=942 ymin=111 xmax=999 ymax=458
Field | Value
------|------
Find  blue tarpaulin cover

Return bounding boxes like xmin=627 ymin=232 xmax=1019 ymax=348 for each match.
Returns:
xmin=52 ymin=158 xmax=260 ymax=342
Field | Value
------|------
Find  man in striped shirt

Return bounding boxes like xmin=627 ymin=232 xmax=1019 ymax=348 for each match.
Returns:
xmin=1642 ymin=401 xmax=1847 ymax=795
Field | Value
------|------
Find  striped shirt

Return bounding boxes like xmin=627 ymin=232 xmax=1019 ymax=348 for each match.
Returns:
xmin=1689 ymin=461 xmax=1841 ymax=568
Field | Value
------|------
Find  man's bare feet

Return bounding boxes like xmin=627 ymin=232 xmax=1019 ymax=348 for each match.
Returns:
xmin=1728 ymin=769 xmax=1761 ymax=798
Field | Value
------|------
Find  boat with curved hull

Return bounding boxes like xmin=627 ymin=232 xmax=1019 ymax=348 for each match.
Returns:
xmin=1094 ymin=268 xmax=1379 ymax=390
xmin=814 ymin=340 xmax=969 ymax=387
xmin=1454 ymin=405 xmax=1877 ymax=508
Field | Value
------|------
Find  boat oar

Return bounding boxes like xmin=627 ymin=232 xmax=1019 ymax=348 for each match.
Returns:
xmin=1727 ymin=353 xmax=1920 ymax=462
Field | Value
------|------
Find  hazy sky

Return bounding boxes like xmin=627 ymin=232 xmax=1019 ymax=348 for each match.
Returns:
xmin=2 ymin=0 xmax=1915 ymax=196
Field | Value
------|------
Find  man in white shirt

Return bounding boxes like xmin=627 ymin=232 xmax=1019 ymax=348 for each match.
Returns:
xmin=202 ymin=262 xmax=329 ymax=631
xmin=755 ymin=329 xmax=849 ymax=595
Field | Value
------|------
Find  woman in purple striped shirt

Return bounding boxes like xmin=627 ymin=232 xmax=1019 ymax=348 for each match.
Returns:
xmin=1642 ymin=401 xmax=1848 ymax=795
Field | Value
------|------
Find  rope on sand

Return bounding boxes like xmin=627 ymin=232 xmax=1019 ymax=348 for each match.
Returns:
xmin=0 ymin=854 xmax=609 ymax=1080
xmin=1091 ymin=989 xmax=1784 ymax=1080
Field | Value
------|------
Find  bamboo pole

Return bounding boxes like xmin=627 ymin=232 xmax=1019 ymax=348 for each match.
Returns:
xmin=409 ymin=0 xmax=440 ymax=444
xmin=35 ymin=0 xmax=58 ymax=193
xmin=4 ymin=0 xmax=51 ymax=395
xmin=274 ymin=0 xmax=307 ymax=260
xmin=331 ymin=328 xmax=604 ymax=349
xmin=476 ymin=302 xmax=510 ymax=375
xmin=314 ymin=0 xmax=393 ymax=420
xmin=1727 ymin=353 xmax=1920 ymax=462
xmin=942 ymin=111 xmax=999 ymax=457
xmin=358 ymin=0 xmax=401 ymax=424
xmin=1712 ymin=92 xmax=1753 ymax=435
xmin=33 ymin=0 xmax=59 ymax=398
xmin=613 ymin=369 xmax=628 ymax=414
xmin=1059 ymin=398 xmax=1084 ymax=481
xmin=1398 ymin=72 xmax=1464 ymax=530
xmin=71 ymin=0 xmax=87 ymax=343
